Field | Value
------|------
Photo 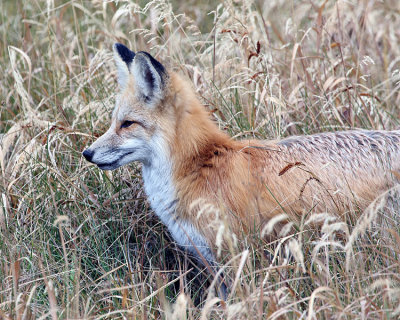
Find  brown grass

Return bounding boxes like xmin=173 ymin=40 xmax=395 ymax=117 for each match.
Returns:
xmin=1 ymin=0 xmax=400 ymax=318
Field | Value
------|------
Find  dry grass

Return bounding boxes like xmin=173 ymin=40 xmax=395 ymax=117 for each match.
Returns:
xmin=1 ymin=0 xmax=400 ymax=318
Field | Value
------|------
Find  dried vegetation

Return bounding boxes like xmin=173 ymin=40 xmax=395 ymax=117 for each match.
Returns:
xmin=1 ymin=0 xmax=400 ymax=318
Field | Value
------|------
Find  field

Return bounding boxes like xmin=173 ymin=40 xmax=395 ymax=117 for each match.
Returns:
xmin=1 ymin=0 xmax=400 ymax=318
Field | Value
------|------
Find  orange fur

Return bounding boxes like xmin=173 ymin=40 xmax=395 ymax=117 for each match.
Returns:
xmin=161 ymin=72 xmax=400 ymax=247
xmin=84 ymin=46 xmax=400 ymax=264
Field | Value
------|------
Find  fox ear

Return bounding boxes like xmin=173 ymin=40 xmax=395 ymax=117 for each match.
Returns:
xmin=113 ymin=43 xmax=135 ymax=89
xmin=130 ymin=51 xmax=167 ymax=105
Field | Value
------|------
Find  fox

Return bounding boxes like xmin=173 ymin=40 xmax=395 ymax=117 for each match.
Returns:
xmin=83 ymin=43 xmax=400 ymax=292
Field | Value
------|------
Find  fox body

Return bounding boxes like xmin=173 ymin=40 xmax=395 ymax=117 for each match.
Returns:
xmin=83 ymin=43 xmax=400 ymax=267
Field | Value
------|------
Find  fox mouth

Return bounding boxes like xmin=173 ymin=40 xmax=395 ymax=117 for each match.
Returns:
xmin=96 ymin=152 xmax=133 ymax=170
xmin=83 ymin=148 xmax=139 ymax=170
xmin=97 ymin=161 xmax=120 ymax=170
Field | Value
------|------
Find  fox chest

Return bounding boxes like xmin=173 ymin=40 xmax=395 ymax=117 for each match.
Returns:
xmin=141 ymin=164 xmax=214 ymax=263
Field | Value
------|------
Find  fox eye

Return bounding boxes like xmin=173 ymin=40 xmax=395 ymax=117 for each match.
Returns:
xmin=121 ymin=120 xmax=136 ymax=129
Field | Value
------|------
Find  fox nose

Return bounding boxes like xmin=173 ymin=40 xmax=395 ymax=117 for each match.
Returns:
xmin=82 ymin=149 xmax=94 ymax=162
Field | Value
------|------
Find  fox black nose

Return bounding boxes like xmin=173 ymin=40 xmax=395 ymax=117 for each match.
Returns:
xmin=82 ymin=149 xmax=94 ymax=162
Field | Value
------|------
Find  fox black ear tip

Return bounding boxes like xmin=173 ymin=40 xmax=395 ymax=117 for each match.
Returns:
xmin=114 ymin=42 xmax=126 ymax=50
xmin=114 ymin=43 xmax=135 ymax=64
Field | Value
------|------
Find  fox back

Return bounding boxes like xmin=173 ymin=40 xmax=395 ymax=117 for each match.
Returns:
xmin=83 ymin=43 xmax=400 ymax=267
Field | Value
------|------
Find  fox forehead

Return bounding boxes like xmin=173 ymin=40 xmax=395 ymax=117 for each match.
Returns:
xmin=112 ymin=92 xmax=147 ymax=121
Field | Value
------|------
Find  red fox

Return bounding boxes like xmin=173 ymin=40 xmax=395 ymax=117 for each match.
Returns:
xmin=83 ymin=43 xmax=399 ymax=274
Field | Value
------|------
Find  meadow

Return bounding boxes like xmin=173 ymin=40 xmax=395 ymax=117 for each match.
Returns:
xmin=1 ymin=0 xmax=400 ymax=318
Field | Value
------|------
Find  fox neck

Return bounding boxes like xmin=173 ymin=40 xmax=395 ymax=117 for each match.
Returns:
xmin=141 ymin=132 xmax=215 ymax=262
xmin=142 ymin=73 xmax=234 ymax=217
xmin=167 ymin=72 xmax=235 ymax=170
xmin=142 ymin=108 xmax=230 ymax=205
xmin=141 ymin=133 xmax=177 ymax=223
xmin=170 ymin=100 xmax=236 ymax=182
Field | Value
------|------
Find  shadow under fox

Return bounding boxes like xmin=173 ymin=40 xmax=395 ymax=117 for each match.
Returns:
xmin=83 ymin=43 xmax=400 ymax=277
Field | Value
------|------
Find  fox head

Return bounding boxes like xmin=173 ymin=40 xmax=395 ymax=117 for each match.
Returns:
xmin=82 ymin=43 xmax=174 ymax=170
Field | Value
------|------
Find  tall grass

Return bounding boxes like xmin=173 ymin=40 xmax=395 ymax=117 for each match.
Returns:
xmin=1 ymin=0 xmax=400 ymax=318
